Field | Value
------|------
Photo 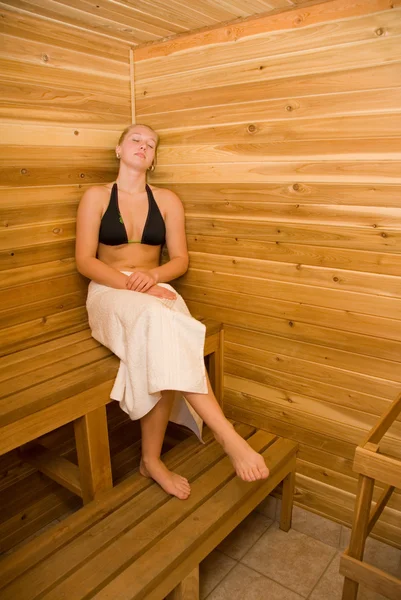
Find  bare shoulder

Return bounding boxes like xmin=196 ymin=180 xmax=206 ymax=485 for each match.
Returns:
xmin=150 ymin=185 xmax=184 ymax=218
xmin=79 ymin=184 xmax=112 ymax=210
xmin=150 ymin=185 xmax=182 ymax=207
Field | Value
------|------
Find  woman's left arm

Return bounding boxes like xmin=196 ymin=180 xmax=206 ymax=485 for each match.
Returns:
xmin=151 ymin=189 xmax=189 ymax=283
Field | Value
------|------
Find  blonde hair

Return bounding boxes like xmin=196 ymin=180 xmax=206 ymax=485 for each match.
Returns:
xmin=118 ymin=123 xmax=159 ymax=148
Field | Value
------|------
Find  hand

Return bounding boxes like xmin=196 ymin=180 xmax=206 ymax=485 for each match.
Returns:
xmin=145 ymin=285 xmax=177 ymax=300
xmin=126 ymin=270 xmax=157 ymax=293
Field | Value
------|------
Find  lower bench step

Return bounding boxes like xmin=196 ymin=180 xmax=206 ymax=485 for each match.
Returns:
xmin=0 ymin=424 xmax=297 ymax=600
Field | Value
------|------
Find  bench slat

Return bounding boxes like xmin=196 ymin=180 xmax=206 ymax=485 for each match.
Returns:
xmin=96 ymin=437 xmax=297 ymax=600
xmin=0 ymin=356 xmax=119 ymax=427
xmin=0 ymin=426 xmax=260 ymax=600
xmin=0 ymin=344 xmax=112 ymax=397
xmin=0 ymin=423 xmax=255 ymax=593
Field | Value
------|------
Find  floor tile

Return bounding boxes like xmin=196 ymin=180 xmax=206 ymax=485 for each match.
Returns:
xmin=206 ymin=563 xmax=303 ymax=600
xmin=291 ymin=505 xmax=341 ymax=548
xmin=309 ymin=552 xmax=389 ymax=600
xmin=200 ymin=550 xmax=237 ymax=600
xmin=241 ymin=521 xmax=336 ymax=597
xmin=218 ymin=512 xmax=273 ymax=560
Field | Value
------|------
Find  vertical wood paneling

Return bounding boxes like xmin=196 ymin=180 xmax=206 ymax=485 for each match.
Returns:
xmin=134 ymin=1 xmax=401 ymax=546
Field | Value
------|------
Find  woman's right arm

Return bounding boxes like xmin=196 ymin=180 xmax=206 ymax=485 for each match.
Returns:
xmin=75 ymin=187 xmax=128 ymax=289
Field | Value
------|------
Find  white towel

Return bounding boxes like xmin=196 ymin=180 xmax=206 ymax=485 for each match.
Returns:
xmin=86 ymin=275 xmax=207 ymax=440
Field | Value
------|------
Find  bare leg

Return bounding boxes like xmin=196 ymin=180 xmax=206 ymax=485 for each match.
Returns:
xmin=140 ymin=390 xmax=191 ymax=500
xmin=184 ymin=372 xmax=269 ymax=482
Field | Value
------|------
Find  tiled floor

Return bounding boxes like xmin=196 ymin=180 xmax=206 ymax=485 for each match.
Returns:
xmin=200 ymin=498 xmax=401 ymax=600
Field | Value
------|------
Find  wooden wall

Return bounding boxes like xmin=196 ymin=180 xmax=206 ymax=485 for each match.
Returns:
xmin=134 ymin=0 xmax=401 ymax=547
xmin=0 ymin=5 xmax=132 ymax=356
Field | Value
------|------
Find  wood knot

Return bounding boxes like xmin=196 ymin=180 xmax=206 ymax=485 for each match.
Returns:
xmin=20 ymin=168 xmax=28 ymax=175
xmin=293 ymin=183 xmax=300 ymax=191
xmin=286 ymin=105 xmax=293 ymax=112
xmin=247 ymin=124 xmax=257 ymax=133
xmin=288 ymin=321 xmax=294 ymax=327
xmin=375 ymin=28 xmax=384 ymax=36
xmin=79 ymin=173 xmax=85 ymax=178
xmin=74 ymin=130 xmax=79 ymax=136
xmin=53 ymin=227 xmax=61 ymax=235
xmin=42 ymin=54 xmax=49 ymax=62
xmin=296 ymin=264 xmax=301 ymax=270
xmin=333 ymin=276 xmax=339 ymax=282
xmin=381 ymin=232 xmax=387 ymax=238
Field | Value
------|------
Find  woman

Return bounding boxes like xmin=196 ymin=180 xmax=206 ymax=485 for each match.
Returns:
xmin=76 ymin=123 xmax=269 ymax=500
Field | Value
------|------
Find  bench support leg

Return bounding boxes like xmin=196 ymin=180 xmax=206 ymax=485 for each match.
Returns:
xmin=208 ymin=329 xmax=224 ymax=408
xmin=74 ymin=406 xmax=113 ymax=504
xmin=342 ymin=475 xmax=374 ymax=600
xmin=280 ymin=463 xmax=296 ymax=532
xmin=166 ymin=566 xmax=199 ymax=600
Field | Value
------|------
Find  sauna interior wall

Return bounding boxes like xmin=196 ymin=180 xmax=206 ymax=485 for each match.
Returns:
xmin=135 ymin=1 xmax=401 ymax=546
xmin=0 ymin=7 xmax=131 ymax=356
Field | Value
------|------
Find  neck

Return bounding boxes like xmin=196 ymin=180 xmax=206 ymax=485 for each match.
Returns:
xmin=116 ymin=164 xmax=147 ymax=194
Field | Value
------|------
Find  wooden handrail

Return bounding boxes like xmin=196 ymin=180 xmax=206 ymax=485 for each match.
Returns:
xmin=362 ymin=392 xmax=401 ymax=447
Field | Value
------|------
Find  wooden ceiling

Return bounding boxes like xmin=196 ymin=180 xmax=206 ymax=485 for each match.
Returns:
xmin=2 ymin=0 xmax=333 ymax=46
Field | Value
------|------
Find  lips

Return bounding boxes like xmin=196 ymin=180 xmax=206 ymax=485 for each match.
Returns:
xmin=135 ymin=152 xmax=145 ymax=158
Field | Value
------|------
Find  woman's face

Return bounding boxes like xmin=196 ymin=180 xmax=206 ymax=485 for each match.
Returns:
xmin=117 ymin=125 xmax=158 ymax=172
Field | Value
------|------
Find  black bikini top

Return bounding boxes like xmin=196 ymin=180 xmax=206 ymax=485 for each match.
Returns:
xmin=99 ymin=183 xmax=166 ymax=246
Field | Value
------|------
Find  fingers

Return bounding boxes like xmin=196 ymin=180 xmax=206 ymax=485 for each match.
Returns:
xmin=126 ymin=271 xmax=156 ymax=292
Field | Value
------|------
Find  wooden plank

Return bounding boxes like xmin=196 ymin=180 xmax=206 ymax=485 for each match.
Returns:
xmin=363 ymin=393 xmax=401 ymax=445
xmin=0 ymin=222 xmax=76 ymax=251
xmin=0 ymin=306 xmax=89 ymax=356
xmin=21 ymin=444 xmax=82 ymax=496
xmin=0 ymin=6 xmax=131 ymax=60
xmin=340 ymin=553 xmax=401 ymax=600
xmin=0 ymin=57 xmax=130 ymax=96
xmin=226 ymin=343 xmax=400 ymax=404
xmin=168 ymin=182 xmax=401 ymax=209
xmin=74 ymin=406 xmax=113 ymax=503
xmin=224 ymin=386 xmax=401 ymax=458
xmin=0 ymin=123 xmax=125 ymax=148
xmin=0 ymin=0 xmax=159 ymax=44
xmin=37 ymin=432 xmax=280 ymax=600
xmin=0 ymin=291 xmax=86 ymax=329
xmin=0 ymin=355 xmax=119 ymax=426
xmin=177 ymin=280 xmax=401 ymax=341
xmin=186 ymin=234 xmax=401 ymax=277
xmin=142 ymin=88 xmax=401 ymax=130
xmin=136 ymin=8 xmax=401 ymax=79
xmin=225 ymin=326 xmax=401 ymax=384
xmin=0 ymin=425 xmax=257 ymax=598
xmin=166 ymin=566 xmax=199 ymax=600
xmin=90 ymin=437 xmax=296 ymax=600
xmin=353 ymin=447 xmax=401 ymax=489
xmin=0 ymin=272 xmax=85 ymax=307
xmin=150 ymin=113 xmax=401 ymax=145
xmin=185 ymin=299 xmax=401 ymax=363
xmin=0 ymin=344 xmax=111 ymax=395
xmin=137 ymin=63 xmax=401 ymax=114
xmin=159 ymin=139 xmax=401 ymax=165
xmin=0 ymin=378 xmax=115 ymax=455
xmin=136 ymin=36 xmax=401 ymax=97
xmin=188 ymin=252 xmax=401 ymax=299
xmin=134 ymin=0 xmax=401 ymax=61
xmin=280 ymin=458 xmax=296 ymax=532
xmin=1 ymin=33 xmax=129 ymax=78
xmin=157 ymin=138 xmax=401 ymax=165
xmin=150 ymin=160 xmax=401 ymax=184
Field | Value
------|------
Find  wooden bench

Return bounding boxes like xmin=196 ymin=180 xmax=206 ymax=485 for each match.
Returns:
xmin=0 ymin=422 xmax=298 ymax=600
xmin=0 ymin=319 xmax=224 ymax=504
xmin=340 ymin=392 xmax=401 ymax=600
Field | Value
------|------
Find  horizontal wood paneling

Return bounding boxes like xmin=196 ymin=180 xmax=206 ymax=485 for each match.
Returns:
xmin=134 ymin=0 xmax=401 ymax=543
xmin=0 ymin=8 xmax=130 ymax=353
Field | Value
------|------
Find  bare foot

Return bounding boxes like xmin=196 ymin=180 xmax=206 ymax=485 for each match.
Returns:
xmin=140 ymin=458 xmax=191 ymax=500
xmin=216 ymin=427 xmax=270 ymax=482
